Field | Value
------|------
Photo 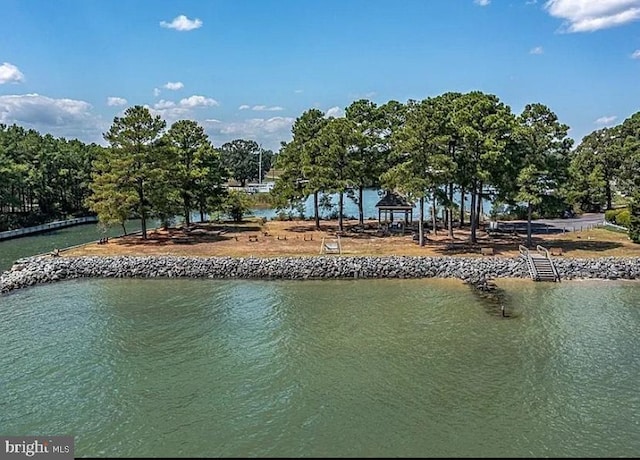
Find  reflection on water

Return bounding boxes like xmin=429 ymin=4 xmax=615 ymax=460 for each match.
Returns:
xmin=1 ymin=278 xmax=639 ymax=457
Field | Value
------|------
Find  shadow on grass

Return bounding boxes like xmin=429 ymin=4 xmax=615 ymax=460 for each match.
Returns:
xmin=532 ymin=239 xmax=623 ymax=253
xmin=112 ymin=230 xmax=235 ymax=247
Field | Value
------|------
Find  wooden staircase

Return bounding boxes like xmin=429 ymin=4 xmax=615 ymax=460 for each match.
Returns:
xmin=519 ymin=245 xmax=560 ymax=282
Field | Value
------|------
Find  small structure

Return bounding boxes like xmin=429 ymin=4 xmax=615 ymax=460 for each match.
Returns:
xmin=320 ymin=236 xmax=342 ymax=255
xmin=375 ymin=191 xmax=414 ymax=225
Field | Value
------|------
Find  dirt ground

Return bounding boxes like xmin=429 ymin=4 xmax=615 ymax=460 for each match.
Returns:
xmin=62 ymin=218 xmax=640 ymax=259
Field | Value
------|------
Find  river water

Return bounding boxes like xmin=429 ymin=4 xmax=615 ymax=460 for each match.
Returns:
xmin=0 ymin=220 xmax=143 ymax=272
xmin=1 ymin=277 xmax=639 ymax=457
xmin=250 ymin=188 xmax=490 ymax=221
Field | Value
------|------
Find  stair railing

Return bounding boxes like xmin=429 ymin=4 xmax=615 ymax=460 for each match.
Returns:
xmin=519 ymin=245 xmax=538 ymax=280
xmin=536 ymin=245 xmax=561 ymax=282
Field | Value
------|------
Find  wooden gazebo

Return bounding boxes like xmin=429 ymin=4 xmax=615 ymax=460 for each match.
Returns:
xmin=375 ymin=191 xmax=413 ymax=224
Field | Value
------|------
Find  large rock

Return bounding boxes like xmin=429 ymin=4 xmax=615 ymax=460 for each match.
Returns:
xmin=2 ymin=255 xmax=640 ymax=295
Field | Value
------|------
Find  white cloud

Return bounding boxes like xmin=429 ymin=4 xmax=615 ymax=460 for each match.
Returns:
xmin=632 ymin=49 xmax=640 ymax=58
xmin=325 ymin=106 xmax=344 ymax=118
xmin=474 ymin=0 xmax=490 ymax=5
xmin=530 ymin=46 xmax=544 ymax=54
xmin=218 ymin=117 xmax=294 ymax=135
xmin=0 ymin=62 xmax=25 ymax=84
xmin=205 ymin=118 xmax=221 ymax=123
xmin=164 ymin=81 xmax=184 ymax=90
xmin=0 ymin=93 xmax=93 ymax=125
xmin=154 ymin=99 xmax=175 ymax=109
xmin=0 ymin=93 xmax=102 ymax=141
xmin=160 ymin=14 xmax=203 ymax=31
xmin=205 ymin=116 xmax=295 ymax=151
xmin=294 ymin=89 xmax=304 ymax=94
xmin=144 ymin=96 xmax=220 ymax=130
xmin=153 ymin=88 xmax=161 ymax=97
xmin=179 ymin=95 xmax=219 ymax=108
xmin=238 ymin=104 xmax=250 ymax=110
xmin=348 ymin=90 xmax=377 ymax=100
xmin=106 ymin=96 xmax=127 ymax=106
xmin=145 ymin=104 xmax=191 ymax=124
xmin=595 ymin=115 xmax=618 ymax=125
xmin=544 ymin=0 xmax=640 ymax=32
xmin=252 ymin=105 xmax=284 ymax=111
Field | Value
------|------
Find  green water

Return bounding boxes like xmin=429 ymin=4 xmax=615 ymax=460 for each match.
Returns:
xmin=0 ymin=220 xmax=144 ymax=272
xmin=1 ymin=278 xmax=639 ymax=457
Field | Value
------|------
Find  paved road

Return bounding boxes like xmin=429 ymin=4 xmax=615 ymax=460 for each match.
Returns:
xmin=495 ymin=213 xmax=605 ymax=235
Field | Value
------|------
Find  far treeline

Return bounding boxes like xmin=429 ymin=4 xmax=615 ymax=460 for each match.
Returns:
xmin=0 ymin=112 xmax=274 ymax=234
xmin=0 ymin=90 xmax=639 ymax=244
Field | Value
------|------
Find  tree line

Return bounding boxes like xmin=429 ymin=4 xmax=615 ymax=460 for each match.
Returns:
xmin=0 ymin=124 xmax=102 ymax=231
xmin=273 ymin=91 xmax=640 ymax=244
xmin=0 ymin=109 xmax=273 ymax=235
xmin=2 ymin=94 xmax=640 ymax=245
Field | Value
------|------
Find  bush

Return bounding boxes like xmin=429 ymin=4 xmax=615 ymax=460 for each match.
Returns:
xmin=224 ymin=190 xmax=253 ymax=223
xmin=616 ymin=210 xmax=631 ymax=228
xmin=605 ymin=208 xmax=620 ymax=223
xmin=605 ymin=207 xmax=629 ymax=226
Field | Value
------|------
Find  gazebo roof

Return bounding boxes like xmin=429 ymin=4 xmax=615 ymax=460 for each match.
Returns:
xmin=375 ymin=191 xmax=413 ymax=210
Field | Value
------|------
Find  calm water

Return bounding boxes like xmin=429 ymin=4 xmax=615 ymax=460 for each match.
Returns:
xmin=1 ymin=278 xmax=639 ymax=457
xmin=250 ymin=188 xmax=491 ymax=221
xmin=0 ymin=220 xmax=144 ymax=272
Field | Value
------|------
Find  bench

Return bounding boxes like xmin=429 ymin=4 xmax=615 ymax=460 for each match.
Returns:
xmin=550 ymin=247 xmax=563 ymax=256
xmin=248 ymin=235 xmax=259 ymax=242
xmin=320 ymin=236 xmax=341 ymax=255
xmin=480 ymin=247 xmax=494 ymax=256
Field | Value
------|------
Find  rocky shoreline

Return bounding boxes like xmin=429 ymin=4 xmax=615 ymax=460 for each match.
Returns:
xmin=2 ymin=255 xmax=640 ymax=294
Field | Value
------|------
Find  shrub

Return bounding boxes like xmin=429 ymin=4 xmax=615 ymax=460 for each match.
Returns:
xmin=224 ymin=190 xmax=253 ymax=223
xmin=604 ymin=209 xmax=618 ymax=223
xmin=616 ymin=210 xmax=631 ymax=228
xmin=605 ymin=207 xmax=629 ymax=225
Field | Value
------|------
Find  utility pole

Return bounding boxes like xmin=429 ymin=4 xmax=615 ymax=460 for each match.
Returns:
xmin=258 ymin=144 xmax=263 ymax=185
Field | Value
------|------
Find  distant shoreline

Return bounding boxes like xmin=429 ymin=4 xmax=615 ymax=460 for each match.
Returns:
xmin=0 ymin=216 xmax=98 ymax=242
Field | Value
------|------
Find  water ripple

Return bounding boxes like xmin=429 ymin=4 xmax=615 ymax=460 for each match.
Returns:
xmin=1 ymin=278 xmax=639 ymax=457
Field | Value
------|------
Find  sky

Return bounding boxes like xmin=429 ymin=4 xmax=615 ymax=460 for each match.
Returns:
xmin=1 ymin=0 xmax=640 ymax=151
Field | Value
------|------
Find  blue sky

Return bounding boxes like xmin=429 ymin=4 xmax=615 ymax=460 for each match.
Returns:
xmin=1 ymin=0 xmax=640 ymax=151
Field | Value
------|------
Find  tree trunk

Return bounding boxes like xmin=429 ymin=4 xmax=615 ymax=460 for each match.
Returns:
xmin=338 ymin=192 xmax=344 ymax=233
xmin=138 ymin=181 xmax=147 ymax=239
xmin=200 ymin=207 xmax=205 ymax=223
xmin=448 ymin=183 xmax=454 ymax=239
xmin=419 ymin=197 xmax=425 ymax=247
xmin=358 ymin=186 xmax=364 ymax=226
xmin=184 ymin=194 xmax=191 ymax=227
xmin=470 ymin=184 xmax=477 ymax=244
xmin=121 ymin=222 xmax=127 ymax=236
xmin=527 ymin=201 xmax=533 ymax=248
xmin=314 ymin=191 xmax=320 ymax=230
xmin=460 ymin=187 xmax=465 ymax=227
xmin=606 ymin=181 xmax=612 ymax=210
xmin=475 ymin=181 xmax=483 ymax=231
xmin=432 ymin=189 xmax=437 ymax=237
